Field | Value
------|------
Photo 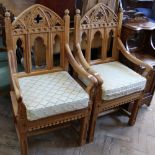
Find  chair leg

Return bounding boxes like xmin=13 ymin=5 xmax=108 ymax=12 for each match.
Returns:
xmin=87 ymin=111 xmax=98 ymax=143
xmin=17 ymin=121 xmax=28 ymax=155
xmin=19 ymin=133 xmax=28 ymax=155
xmin=128 ymin=99 xmax=140 ymax=126
xmin=79 ymin=116 xmax=88 ymax=146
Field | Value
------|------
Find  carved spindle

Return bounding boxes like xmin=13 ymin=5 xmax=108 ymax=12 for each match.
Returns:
xmin=117 ymin=7 xmax=123 ymax=37
xmin=74 ymin=9 xmax=81 ymax=45
xmin=64 ymin=9 xmax=70 ymax=45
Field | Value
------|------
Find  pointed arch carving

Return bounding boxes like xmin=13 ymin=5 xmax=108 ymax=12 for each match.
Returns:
xmin=12 ymin=4 xmax=64 ymax=35
xmin=81 ymin=3 xmax=117 ymax=27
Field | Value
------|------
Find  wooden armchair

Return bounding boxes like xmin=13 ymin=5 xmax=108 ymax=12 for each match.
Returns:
xmin=5 ymin=4 xmax=97 ymax=155
xmin=73 ymin=3 xmax=152 ymax=142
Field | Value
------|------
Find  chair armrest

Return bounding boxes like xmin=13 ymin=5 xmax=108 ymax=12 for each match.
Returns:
xmin=75 ymin=43 xmax=103 ymax=86
xmin=65 ymin=44 xmax=98 ymax=93
xmin=12 ymin=74 xmax=27 ymax=118
xmin=12 ymin=75 xmax=22 ymax=101
xmin=117 ymin=37 xmax=153 ymax=78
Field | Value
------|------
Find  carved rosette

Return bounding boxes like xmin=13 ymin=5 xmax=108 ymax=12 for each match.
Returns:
xmin=81 ymin=3 xmax=118 ymax=27
xmin=12 ymin=4 xmax=64 ymax=35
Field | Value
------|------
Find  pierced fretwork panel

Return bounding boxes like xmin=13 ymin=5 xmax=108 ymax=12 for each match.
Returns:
xmin=81 ymin=3 xmax=117 ymax=27
xmin=12 ymin=4 xmax=64 ymax=35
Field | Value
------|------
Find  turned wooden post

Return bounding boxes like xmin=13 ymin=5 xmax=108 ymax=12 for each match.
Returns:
xmin=74 ymin=9 xmax=81 ymax=45
xmin=5 ymin=11 xmax=13 ymax=51
xmin=64 ymin=9 xmax=70 ymax=70
xmin=117 ymin=6 xmax=123 ymax=37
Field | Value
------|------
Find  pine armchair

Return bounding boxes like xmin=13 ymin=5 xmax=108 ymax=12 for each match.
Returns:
xmin=5 ymin=4 xmax=97 ymax=155
xmin=73 ymin=3 xmax=152 ymax=142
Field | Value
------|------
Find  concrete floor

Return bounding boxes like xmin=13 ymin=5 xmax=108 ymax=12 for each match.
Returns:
xmin=0 ymin=93 xmax=155 ymax=155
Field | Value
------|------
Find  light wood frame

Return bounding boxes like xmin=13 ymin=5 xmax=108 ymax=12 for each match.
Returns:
xmin=73 ymin=3 xmax=153 ymax=142
xmin=5 ymin=4 xmax=97 ymax=155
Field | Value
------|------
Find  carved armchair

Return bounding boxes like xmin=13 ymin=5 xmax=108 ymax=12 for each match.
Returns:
xmin=73 ymin=3 xmax=152 ymax=142
xmin=5 ymin=4 xmax=97 ymax=155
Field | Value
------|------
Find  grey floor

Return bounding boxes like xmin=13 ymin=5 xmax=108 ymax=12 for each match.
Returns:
xmin=0 ymin=94 xmax=155 ymax=155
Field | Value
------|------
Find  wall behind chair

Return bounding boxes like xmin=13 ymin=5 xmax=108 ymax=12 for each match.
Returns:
xmin=0 ymin=0 xmax=35 ymax=16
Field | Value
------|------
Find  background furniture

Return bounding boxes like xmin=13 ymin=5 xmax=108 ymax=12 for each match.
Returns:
xmin=121 ymin=17 xmax=155 ymax=106
xmin=73 ymin=3 xmax=152 ymax=142
xmin=121 ymin=0 xmax=153 ymax=10
xmin=5 ymin=4 xmax=97 ymax=154
xmin=121 ymin=0 xmax=155 ymax=22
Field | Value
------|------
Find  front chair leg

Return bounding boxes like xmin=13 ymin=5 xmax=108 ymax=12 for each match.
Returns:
xmin=87 ymin=110 xmax=98 ymax=143
xmin=18 ymin=122 xmax=28 ymax=155
xmin=128 ymin=99 xmax=140 ymax=126
xmin=79 ymin=116 xmax=88 ymax=146
xmin=19 ymin=133 xmax=28 ymax=155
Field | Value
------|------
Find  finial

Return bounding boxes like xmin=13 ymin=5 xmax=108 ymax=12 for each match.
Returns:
xmin=119 ymin=7 xmax=123 ymax=13
xmin=76 ymin=9 xmax=80 ymax=15
xmin=65 ymin=9 xmax=69 ymax=15
xmin=5 ymin=11 xmax=10 ymax=17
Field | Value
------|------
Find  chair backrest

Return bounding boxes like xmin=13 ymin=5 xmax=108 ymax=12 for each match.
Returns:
xmin=75 ymin=3 xmax=122 ymax=65
xmin=5 ymin=4 xmax=70 ymax=73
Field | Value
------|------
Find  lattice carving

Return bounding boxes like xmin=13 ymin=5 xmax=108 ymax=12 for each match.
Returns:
xmin=12 ymin=4 xmax=64 ymax=34
xmin=81 ymin=3 xmax=117 ymax=26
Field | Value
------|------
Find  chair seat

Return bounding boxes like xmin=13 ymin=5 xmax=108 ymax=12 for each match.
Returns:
xmin=79 ymin=61 xmax=146 ymax=100
xmin=18 ymin=71 xmax=89 ymax=121
xmin=91 ymin=61 xmax=146 ymax=100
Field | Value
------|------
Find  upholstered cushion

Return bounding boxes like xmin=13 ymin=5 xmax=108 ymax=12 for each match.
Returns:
xmin=91 ymin=61 xmax=146 ymax=100
xmin=80 ymin=61 xmax=146 ymax=100
xmin=18 ymin=71 xmax=89 ymax=121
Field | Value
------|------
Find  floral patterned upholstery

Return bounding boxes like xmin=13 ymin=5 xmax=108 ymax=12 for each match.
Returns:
xmin=18 ymin=71 xmax=89 ymax=121
xmin=80 ymin=61 xmax=146 ymax=100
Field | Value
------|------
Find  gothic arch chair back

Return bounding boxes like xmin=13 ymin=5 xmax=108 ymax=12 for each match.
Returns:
xmin=5 ymin=4 xmax=97 ymax=154
xmin=74 ymin=3 xmax=152 ymax=142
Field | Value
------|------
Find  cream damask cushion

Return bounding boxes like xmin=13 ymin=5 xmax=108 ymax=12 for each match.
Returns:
xmin=80 ymin=61 xmax=146 ymax=101
xmin=91 ymin=61 xmax=146 ymax=100
xmin=18 ymin=71 xmax=89 ymax=121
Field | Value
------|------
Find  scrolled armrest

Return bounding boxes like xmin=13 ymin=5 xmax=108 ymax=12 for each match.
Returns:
xmin=117 ymin=37 xmax=153 ymax=78
xmin=76 ymin=43 xmax=90 ymax=70
xmin=12 ymin=75 xmax=27 ymax=117
xmin=12 ymin=75 xmax=22 ymax=102
xmin=65 ymin=44 xmax=98 ymax=92
xmin=87 ymin=68 xmax=103 ymax=86
xmin=76 ymin=43 xmax=103 ymax=86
